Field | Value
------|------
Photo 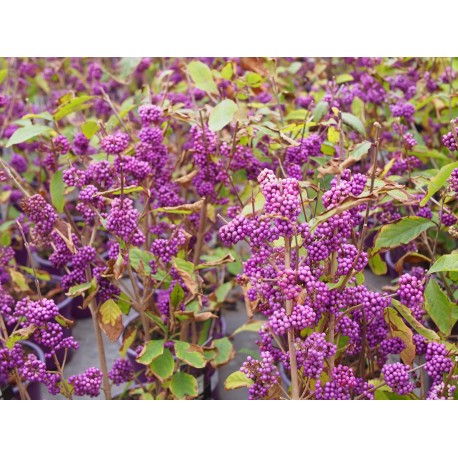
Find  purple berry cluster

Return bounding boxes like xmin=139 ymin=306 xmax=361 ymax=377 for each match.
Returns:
xmin=381 ymin=363 xmax=414 ymax=395
xmin=68 ymin=367 xmax=103 ymax=397
xmin=109 ymin=358 xmax=135 ymax=385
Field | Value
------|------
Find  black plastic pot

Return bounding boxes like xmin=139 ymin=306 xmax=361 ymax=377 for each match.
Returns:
xmin=9 ymin=341 xmax=46 ymax=400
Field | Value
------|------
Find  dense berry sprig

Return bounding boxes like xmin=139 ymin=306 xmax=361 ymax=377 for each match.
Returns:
xmin=109 ymin=358 xmax=135 ymax=385
xmin=381 ymin=363 xmax=414 ymax=395
xmin=101 ymin=132 xmax=130 ymax=154
xmin=69 ymin=367 xmax=103 ymax=397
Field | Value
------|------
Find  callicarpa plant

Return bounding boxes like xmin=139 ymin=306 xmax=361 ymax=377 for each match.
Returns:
xmin=0 ymin=57 xmax=458 ymax=400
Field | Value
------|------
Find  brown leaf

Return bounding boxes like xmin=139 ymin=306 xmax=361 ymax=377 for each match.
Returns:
xmin=11 ymin=324 xmax=37 ymax=339
xmin=311 ymin=193 xmax=379 ymax=229
xmin=196 ymin=254 xmax=235 ymax=269
xmin=153 ymin=200 xmax=204 ymax=214
xmin=241 ymin=283 xmax=256 ymax=319
xmin=318 ymin=159 xmax=343 ymax=177
xmin=173 ymin=259 xmax=199 ymax=296
xmin=53 ymin=220 xmax=77 ymax=254
xmin=240 ymin=57 xmax=268 ymax=75
xmin=55 ymin=314 xmax=75 ymax=329
xmin=82 ymin=288 xmax=98 ymax=309
xmin=98 ymin=311 xmax=123 ymax=343
xmin=206 ymin=204 xmax=216 ymax=223
xmin=384 ymin=308 xmax=415 ymax=366
xmin=119 ymin=325 xmax=137 ymax=358
xmin=394 ymin=252 xmax=431 ymax=276
xmin=173 ymin=170 xmax=198 ymax=185
xmin=265 ymin=381 xmax=283 ymax=400
xmin=174 ymin=311 xmax=218 ymax=322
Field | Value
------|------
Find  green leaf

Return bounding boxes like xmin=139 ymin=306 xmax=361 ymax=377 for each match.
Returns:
xmin=119 ymin=57 xmax=142 ymax=80
xmin=313 ymin=101 xmax=329 ymax=122
xmin=411 ymin=146 xmax=448 ymax=161
xmin=173 ymin=257 xmax=195 ymax=274
xmin=0 ymin=68 xmax=7 ymax=84
xmin=129 ymin=248 xmax=155 ymax=275
xmin=136 ymin=339 xmax=165 ymax=365
xmin=342 ymin=112 xmax=365 ymax=135
xmin=10 ymin=270 xmax=29 ymax=291
xmin=375 ymin=390 xmax=415 ymax=400
xmin=19 ymin=266 xmax=51 ymax=282
xmin=211 ymin=337 xmax=234 ymax=367
xmin=221 ymin=62 xmax=233 ymax=80
xmin=23 ymin=111 xmax=54 ymax=122
xmin=119 ymin=326 xmax=136 ymax=358
xmin=327 ymin=126 xmax=339 ymax=143
xmin=145 ymin=312 xmax=168 ymax=335
xmin=242 ymin=191 xmax=265 ymax=217
xmin=216 ymin=282 xmax=233 ymax=303
xmin=209 ymin=99 xmax=238 ymax=132
xmin=99 ymin=299 xmax=121 ymax=326
xmin=224 ymin=371 xmax=254 ymax=390
xmin=6 ymin=334 xmax=27 ymax=349
xmin=233 ymin=320 xmax=265 ymax=335
xmin=246 ymin=72 xmax=262 ymax=87
xmin=351 ymin=97 xmax=364 ymax=118
xmin=170 ymin=372 xmax=198 ymax=399
xmin=391 ymin=299 xmax=440 ymax=341
xmin=350 ymin=141 xmax=372 ymax=160
xmin=35 ymin=74 xmax=50 ymax=94
xmin=66 ymin=281 xmax=92 ymax=298
xmin=187 ymin=61 xmax=218 ymax=94
xmin=368 ymin=252 xmax=387 ymax=276
xmin=81 ymin=120 xmax=100 ymax=139
xmin=149 ymin=348 xmax=174 ymax=381
xmin=285 ymin=110 xmax=310 ymax=121
xmin=53 ymin=95 xmax=94 ymax=121
xmin=6 ymin=124 xmax=52 ymax=147
xmin=321 ymin=143 xmax=335 ymax=156
xmin=428 ymin=254 xmax=458 ymax=274
xmin=425 ymin=278 xmax=458 ymax=336
xmin=174 ymin=340 xmax=206 ymax=368
xmin=7 ymin=325 xmax=37 ymax=349
xmin=373 ymin=217 xmax=436 ymax=253
xmin=336 ymin=74 xmax=354 ymax=84
xmin=50 ymin=170 xmax=65 ymax=213
xmin=170 ymin=283 xmax=185 ymax=308
xmin=420 ymin=161 xmax=458 ymax=206
xmin=111 ymin=185 xmax=143 ymax=195
xmin=117 ymin=292 xmax=131 ymax=315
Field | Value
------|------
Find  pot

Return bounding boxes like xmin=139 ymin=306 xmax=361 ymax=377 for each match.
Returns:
xmin=8 ymin=341 xmax=46 ymax=400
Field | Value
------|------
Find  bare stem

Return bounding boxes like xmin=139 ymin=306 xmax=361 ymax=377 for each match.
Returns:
xmin=17 ymin=222 xmax=42 ymax=301
xmin=338 ymin=122 xmax=381 ymax=294
xmin=193 ymin=198 xmax=208 ymax=265
xmin=284 ymin=236 xmax=300 ymax=400
xmin=85 ymin=267 xmax=111 ymax=400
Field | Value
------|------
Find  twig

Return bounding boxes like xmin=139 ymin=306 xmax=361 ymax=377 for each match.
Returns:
xmin=100 ymin=87 xmax=134 ymax=142
xmin=284 ymin=236 xmax=300 ymax=400
xmin=193 ymin=198 xmax=208 ymax=265
xmin=338 ymin=122 xmax=381 ymax=294
xmin=16 ymin=222 xmax=42 ymax=301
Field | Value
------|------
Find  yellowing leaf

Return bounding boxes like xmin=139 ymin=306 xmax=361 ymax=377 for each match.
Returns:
xmin=224 ymin=371 xmax=254 ymax=390
xmin=99 ymin=300 xmax=121 ymax=325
